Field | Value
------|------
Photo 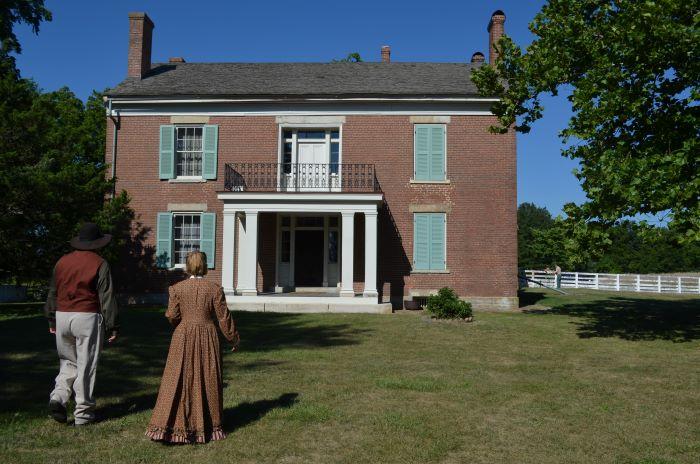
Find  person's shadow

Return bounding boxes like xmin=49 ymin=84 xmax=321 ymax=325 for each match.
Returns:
xmin=223 ymin=392 xmax=298 ymax=433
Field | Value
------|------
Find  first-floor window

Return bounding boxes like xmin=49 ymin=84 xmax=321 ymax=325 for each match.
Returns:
xmin=413 ymin=213 xmax=446 ymax=271
xmin=173 ymin=213 xmax=201 ymax=265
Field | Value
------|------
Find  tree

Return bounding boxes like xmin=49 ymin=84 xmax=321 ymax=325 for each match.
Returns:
xmin=333 ymin=52 xmax=363 ymax=63
xmin=472 ymin=1 xmax=699 ymax=241
xmin=0 ymin=73 xmax=125 ymax=282
xmin=0 ymin=0 xmax=51 ymax=55
xmin=518 ymin=202 xmax=554 ymax=268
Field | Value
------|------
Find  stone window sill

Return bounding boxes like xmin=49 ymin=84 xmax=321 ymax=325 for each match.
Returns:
xmin=411 ymin=269 xmax=451 ymax=274
xmin=409 ymin=179 xmax=450 ymax=185
xmin=168 ymin=177 xmax=207 ymax=183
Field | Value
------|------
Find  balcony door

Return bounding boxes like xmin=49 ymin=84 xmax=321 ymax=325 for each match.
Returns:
xmin=281 ymin=129 xmax=340 ymax=191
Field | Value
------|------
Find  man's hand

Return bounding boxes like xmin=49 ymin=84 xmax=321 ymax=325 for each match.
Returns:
xmin=49 ymin=327 xmax=56 ymax=335
xmin=108 ymin=334 xmax=118 ymax=343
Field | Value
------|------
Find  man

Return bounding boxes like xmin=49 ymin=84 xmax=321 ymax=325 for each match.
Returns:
xmin=45 ymin=223 xmax=119 ymax=425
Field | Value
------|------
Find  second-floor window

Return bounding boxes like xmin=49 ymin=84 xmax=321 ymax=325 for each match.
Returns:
xmin=414 ymin=124 xmax=446 ymax=181
xmin=176 ymin=127 xmax=203 ymax=177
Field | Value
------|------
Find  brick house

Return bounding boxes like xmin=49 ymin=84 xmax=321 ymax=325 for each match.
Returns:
xmin=104 ymin=10 xmax=517 ymax=312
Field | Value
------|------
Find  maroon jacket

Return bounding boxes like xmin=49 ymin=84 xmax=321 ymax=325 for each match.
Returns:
xmin=45 ymin=250 xmax=120 ymax=335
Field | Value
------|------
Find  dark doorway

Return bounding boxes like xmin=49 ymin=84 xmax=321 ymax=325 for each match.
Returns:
xmin=294 ymin=230 xmax=324 ymax=286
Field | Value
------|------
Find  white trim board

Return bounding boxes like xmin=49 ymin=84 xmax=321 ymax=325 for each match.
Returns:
xmin=217 ymin=192 xmax=383 ymax=202
xmin=107 ymin=101 xmax=494 ymax=117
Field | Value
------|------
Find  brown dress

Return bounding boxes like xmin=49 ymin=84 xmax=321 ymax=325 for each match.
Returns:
xmin=145 ymin=278 xmax=238 ymax=443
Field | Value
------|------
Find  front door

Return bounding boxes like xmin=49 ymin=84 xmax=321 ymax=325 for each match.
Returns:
xmin=294 ymin=230 xmax=324 ymax=286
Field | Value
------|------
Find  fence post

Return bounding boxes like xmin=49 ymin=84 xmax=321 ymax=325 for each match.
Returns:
xmin=677 ymin=276 xmax=682 ymax=294
xmin=595 ymin=274 xmax=599 ymax=290
xmin=615 ymin=274 xmax=620 ymax=291
xmin=575 ymin=272 xmax=579 ymax=289
xmin=657 ymin=275 xmax=661 ymax=293
xmin=636 ymin=275 xmax=640 ymax=292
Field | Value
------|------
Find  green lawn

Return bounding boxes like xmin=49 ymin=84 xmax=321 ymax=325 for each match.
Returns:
xmin=0 ymin=289 xmax=698 ymax=463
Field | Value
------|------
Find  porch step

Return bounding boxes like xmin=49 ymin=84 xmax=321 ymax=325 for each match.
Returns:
xmin=226 ymin=298 xmax=392 ymax=314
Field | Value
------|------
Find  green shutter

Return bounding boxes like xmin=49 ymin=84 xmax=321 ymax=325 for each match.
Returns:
xmin=159 ymin=125 xmax=175 ymax=179
xmin=429 ymin=214 xmax=446 ymax=270
xmin=413 ymin=214 xmax=430 ymax=270
xmin=202 ymin=125 xmax=218 ymax=180
xmin=429 ymin=125 xmax=445 ymax=180
xmin=156 ymin=212 xmax=173 ymax=268
xmin=200 ymin=213 xmax=216 ymax=268
xmin=414 ymin=125 xmax=430 ymax=181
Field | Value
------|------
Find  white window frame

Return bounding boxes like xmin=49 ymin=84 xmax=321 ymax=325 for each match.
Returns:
xmin=174 ymin=125 xmax=204 ymax=180
xmin=277 ymin=126 xmax=343 ymax=191
xmin=171 ymin=212 xmax=203 ymax=268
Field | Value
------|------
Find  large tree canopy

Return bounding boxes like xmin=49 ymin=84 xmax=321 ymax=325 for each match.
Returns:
xmin=473 ymin=0 xmax=699 ymax=241
xmin=0 ymin=2 xmax=132 ymax=284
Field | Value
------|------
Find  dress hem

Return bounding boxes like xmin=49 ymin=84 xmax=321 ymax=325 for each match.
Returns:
xmin=145 ymin=425 xmax=226 ymax=444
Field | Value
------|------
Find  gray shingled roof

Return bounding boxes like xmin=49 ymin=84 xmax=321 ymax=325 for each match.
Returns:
xmin=106 ymin=62 xmax=483 ymax=98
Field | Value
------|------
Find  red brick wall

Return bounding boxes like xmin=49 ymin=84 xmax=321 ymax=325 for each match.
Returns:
xmin=343 ymin=116 xmax=517 ymax=303
xmin=106 ymin=114 xmax=516 ymax=302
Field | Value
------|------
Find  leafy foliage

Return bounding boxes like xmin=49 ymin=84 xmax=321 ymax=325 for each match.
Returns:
xmin=426 ymin=287 xmax=473 ymax=319
xmin=332 ymin=52 xmax=363 ymax=63
xmin=0 ymin=0 xmax=51 ymax=55
xmin=519 ymin=202 xmax=700 ymax=272
xmin=0 ymin=59 xmax=132 ymax=282
xmin=473 ymin=0 xmax=699 ymax=241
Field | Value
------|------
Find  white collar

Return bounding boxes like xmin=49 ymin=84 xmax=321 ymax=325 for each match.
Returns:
xmin=189 ymin=276 xmax=203 ymax=279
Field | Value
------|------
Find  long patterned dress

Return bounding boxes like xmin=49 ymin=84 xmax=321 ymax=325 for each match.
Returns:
xmin=145 ymin=278 xmax=238 ymax=443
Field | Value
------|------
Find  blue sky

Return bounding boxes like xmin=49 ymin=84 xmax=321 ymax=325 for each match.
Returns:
xmin=12 ymin=0 xmax=588 ymax=216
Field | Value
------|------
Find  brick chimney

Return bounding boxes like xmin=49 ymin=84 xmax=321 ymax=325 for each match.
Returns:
xmin=487 ymin=10 xmax=506 ymax=64
xmin=128 ymin=12 xmax=154 ymax=79
xmin=381 ymin=45 xmax=391 ymax=63
xmin=169 ymin=57 xmax=186 ymax=63
xmin=471 ymin=52 xmax=485 ymax=64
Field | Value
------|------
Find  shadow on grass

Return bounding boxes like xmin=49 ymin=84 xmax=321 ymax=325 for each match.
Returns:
xmin=0 ymin=306 xmax=370 ymax=418
xmin=518 ymin=290 xmax=546 ymax=308
xmin=524 ymin=294 xmax=700 ymax=342
xmin=223 ymin=392 xmax=298 ymax=433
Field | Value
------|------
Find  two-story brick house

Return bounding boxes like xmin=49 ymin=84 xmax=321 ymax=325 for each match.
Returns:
xmin=105 ymin=10 xmax=517 ymax=312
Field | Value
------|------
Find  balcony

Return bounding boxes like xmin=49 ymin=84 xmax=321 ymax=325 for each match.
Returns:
xmin=224 ymin=163 xmax=380 ymax=193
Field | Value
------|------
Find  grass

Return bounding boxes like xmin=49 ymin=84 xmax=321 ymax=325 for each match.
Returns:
xmin=0 ymin=288 xmax=698 ymax=463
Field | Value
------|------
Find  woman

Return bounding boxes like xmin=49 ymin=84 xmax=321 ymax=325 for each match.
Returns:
xmin=146 ymin=251 xmax=239 ymax=444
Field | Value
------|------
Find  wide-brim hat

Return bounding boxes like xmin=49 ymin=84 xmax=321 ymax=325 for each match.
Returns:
xmin=70 ymin=222 xmax=112 ymax=250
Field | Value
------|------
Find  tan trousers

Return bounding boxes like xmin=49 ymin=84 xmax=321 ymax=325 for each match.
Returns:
xmin=50 ymin=311 xmax=104 ymax=424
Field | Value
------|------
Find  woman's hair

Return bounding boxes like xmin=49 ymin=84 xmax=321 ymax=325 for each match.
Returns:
xmin=186 ymin=251 xmax=208 ymax=276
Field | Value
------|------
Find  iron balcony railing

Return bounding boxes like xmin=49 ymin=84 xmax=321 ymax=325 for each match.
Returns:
xmin=224 ymin=163 xmax=380 ymax=193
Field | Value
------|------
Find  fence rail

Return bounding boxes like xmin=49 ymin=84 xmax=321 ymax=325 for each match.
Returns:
xmin=523 ymin=270 xmax=700 ymax=295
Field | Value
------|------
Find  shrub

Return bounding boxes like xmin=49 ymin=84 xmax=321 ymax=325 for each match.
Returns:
xmin=426 ymin=287 xmax=473 ymax=319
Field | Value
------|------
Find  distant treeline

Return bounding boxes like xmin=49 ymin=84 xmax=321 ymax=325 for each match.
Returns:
xmin=518 ymin=203 xmax=700 ymax=273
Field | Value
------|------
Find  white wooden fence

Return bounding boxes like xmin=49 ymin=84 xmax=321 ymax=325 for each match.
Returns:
xmin=523 ymin=270 xmax=700 ymax=295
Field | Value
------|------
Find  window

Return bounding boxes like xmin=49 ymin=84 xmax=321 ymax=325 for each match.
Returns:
xmin=173 ymin=214 xmax=201 ymax=265
xmin=414 ymin=124 xmax=446 ymax=181
xmin=175 ymin=127 xmax=203 ymax=177
xmin=413 ymin=213 xmax=446 ymax=271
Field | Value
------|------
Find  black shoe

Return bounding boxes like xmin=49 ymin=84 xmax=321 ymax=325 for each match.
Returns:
xmin=48 ymin=400 xmax=67 ymax=423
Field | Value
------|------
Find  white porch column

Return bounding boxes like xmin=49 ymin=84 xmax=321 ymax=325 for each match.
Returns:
xmin=363 ymin=211 xmax=378 ymax=298
xmin=237 ymin=210 xmax=258 ymax=296
xmin=340 ymin=211 xmax=355 ymax=297
xmin=221 ymin=211 xmax=236 ymax=293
